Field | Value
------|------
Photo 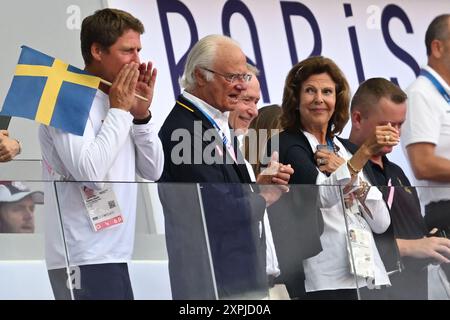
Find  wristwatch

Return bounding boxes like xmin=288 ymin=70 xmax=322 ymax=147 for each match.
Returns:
xmin=133 ymin=111 xmax=152 ymax=125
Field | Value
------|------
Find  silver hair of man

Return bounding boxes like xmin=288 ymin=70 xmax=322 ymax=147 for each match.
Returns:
xmin=247 ymin=63 xmax=260 ymax=77
xmin=179 ymin=34 xmax=243 ymax=91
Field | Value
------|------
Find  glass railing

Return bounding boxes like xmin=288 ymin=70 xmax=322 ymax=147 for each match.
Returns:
xmin=1 ymin=161 xmax=449 ymax=300
xmin=354 ymin=185 xmax=450 ymax=300
xmin=0 ymin=178 xmax=54 ymax=299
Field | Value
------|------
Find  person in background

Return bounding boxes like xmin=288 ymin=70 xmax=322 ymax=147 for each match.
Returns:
xmin=0 ymin=182 xmax=43 ymax=233
xmin=244 ymin=104 xmax=282 ymax=176
xmin=344 ymin=77 xmax=450 ymax=299
xmin=401 ymin=13 xmax=450 ymax=281
xmin=0 ymin=130 xmax=20 ymax=162
xmin=229 ymin=65 xmax=289 ymax=299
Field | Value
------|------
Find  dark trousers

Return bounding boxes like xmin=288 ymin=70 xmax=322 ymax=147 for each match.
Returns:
xmin=425 ymin=200 xmax=450 ymax=281
xmin=48 ymin=263 xmax=134 ymax=300
xmin=304 ymin=287 xmax=393 ymax=300
xmin=305 ymin=289 xmax=358 ymax=300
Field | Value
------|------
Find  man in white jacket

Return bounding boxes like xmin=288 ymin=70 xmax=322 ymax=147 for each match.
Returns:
xmin=39 ymin=8 xmax=163 ymax=300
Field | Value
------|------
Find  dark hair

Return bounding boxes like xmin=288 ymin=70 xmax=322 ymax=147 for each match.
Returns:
xmin=245 ymin=104 xmax=282 ymax=175
xmin=425 ymin=14 xmax=450 ymax=56
xmin=351 ymin=78 xmax=407 ymax=116
xmin=280 ymin=56 xmax=350 ymax=138
xmin=80 ymin=8 xmax=144 ymax=65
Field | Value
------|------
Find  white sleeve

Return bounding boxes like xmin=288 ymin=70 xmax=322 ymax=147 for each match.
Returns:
xmin=316 ymin=161 xmax=352 ymax=207
xmin=50 ymin=108 xmax=133 ymax=189
xmin=317 ymin=163 xmax=390 ymax=233
xmin=361 ymin=187 xmax=391 ymax=234
xmin=132 ymin=120 xmax=164 ymax=181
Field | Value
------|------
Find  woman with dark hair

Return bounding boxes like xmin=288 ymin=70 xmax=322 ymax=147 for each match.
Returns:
xmin=244 ymin=104 xmax=282 ymax=176
xmin=269 ymin=56 xmax=399 ymax=299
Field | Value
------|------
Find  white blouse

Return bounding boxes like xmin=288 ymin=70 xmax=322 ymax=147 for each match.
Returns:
xmin=301 ymin=132 xmax=391 ymax=292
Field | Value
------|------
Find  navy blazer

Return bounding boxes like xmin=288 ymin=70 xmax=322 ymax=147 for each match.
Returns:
xmin=158 ymin=95 xmax=267 ymax=299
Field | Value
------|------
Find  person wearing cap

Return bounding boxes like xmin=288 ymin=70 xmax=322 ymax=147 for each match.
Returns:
xmin=0 ymin=182 xmax=43 ymax=233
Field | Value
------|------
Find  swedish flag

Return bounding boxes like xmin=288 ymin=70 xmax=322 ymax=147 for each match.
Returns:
xmin=0 ymin=46 xmax=100 ymax=136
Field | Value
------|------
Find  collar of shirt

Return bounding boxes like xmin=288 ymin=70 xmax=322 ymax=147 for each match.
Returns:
xmin=182 ymin=91 xmax=231 ymax=142
xmin=303 ymin=131 xmax=319 ymax=149
xmin=303 ymin=131 xmax=346 ymax=157
xmin=423 ymin=65 xmax=450 ymax=93
xmin=236 ymin=133 xmax=245 ymax=151
xmin=302 ymin=131 xmax=335 ymax=153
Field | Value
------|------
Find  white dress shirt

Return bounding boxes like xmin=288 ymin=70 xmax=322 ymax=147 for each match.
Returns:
xmin=402 ymin=65 xmax=450 ymax=206
xmin=301 ymin=132 xmax=391 ymax=291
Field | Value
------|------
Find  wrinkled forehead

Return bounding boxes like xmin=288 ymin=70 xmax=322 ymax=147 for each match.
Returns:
xmin=238 ymin=75 xmax=260 ymax=101
xmin=213 ymin=43 xmax=247 ymax=72
xmin=302 ymin=73 xmax=336 ymax=88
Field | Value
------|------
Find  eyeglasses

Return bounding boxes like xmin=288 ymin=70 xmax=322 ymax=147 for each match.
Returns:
xmin=201 ymin=67 xmax=252 ymax=83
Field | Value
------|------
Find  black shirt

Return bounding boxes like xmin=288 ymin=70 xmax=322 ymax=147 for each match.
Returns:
xmin=368 ymin=156 xmax=427 ymax=240
xmin=340 ymin=138 xmax=428 ymax=299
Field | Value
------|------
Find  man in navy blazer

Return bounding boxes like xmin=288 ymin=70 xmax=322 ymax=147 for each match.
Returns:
xmin=158 ymin=35 xmax=292 ymax=299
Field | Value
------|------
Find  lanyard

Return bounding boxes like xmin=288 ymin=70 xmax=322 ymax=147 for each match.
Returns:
xmin=176 ymin=99 xmax=236 ymax=162
xmin=420 ymin=69 xmax=450 ymax=104
xmin=197 ymin=106 xmax=230 ymax=148
xmin=387 ymin=178 xmax=395 ymax=210
xmin=326 ymin=137 xmax=334 ymax=152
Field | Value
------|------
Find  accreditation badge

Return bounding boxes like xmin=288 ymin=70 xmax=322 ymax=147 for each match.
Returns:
xmin=80 ymin=184 xmax=123 ymax=232
xmin=346 ymin=201 xmax=375 ymax=279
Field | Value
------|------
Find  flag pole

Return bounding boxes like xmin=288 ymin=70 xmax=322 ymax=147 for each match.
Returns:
xmin=99 ymin=79 xmax=149 ymax=102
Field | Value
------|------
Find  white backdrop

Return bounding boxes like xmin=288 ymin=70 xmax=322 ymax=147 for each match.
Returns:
xmin=108 ymin=0 xmax=449 ymax=182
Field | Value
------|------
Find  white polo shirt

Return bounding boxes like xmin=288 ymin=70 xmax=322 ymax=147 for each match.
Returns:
xmin=401 ymin=65 xmax=450 ymax=206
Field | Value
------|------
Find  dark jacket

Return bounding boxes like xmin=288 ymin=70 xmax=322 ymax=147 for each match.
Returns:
xmin=158 ymin=95 xmax=267 ymax=299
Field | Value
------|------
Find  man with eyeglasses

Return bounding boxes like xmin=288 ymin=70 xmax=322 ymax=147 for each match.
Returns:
xmin=200 ymin=67 xmax=253 ymax=83
xmin=158 ymin=35 xmax=293 ymax=299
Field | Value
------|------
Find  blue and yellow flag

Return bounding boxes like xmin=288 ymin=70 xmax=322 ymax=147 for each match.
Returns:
xmin=0 ymin=46 xmax=101 ymax=136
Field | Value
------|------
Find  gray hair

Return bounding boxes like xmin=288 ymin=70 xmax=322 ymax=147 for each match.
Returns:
xmin=247 ymin=63 xmax=260 ymax=76
xmin=180 ymin=34 xmax=241 ymax=91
